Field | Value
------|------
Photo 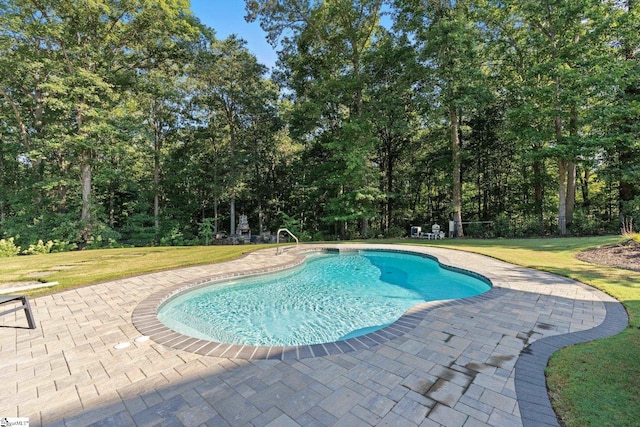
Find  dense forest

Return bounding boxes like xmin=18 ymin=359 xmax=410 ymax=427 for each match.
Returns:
xmin=1 ymin=0 xmax=638 ymax=251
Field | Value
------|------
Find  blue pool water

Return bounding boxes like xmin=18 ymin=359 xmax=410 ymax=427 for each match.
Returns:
xmin=158 ymin=250 xmax=491 ymax=346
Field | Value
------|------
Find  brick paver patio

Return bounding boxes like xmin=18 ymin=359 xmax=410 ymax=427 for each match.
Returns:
xmin=0 ymin=244 xmax=627 ymax=426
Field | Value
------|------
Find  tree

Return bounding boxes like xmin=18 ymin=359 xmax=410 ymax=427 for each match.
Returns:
xmin=190 ymin=33 xmax=276 ymax=236
xmin=605 ymin=1 xmax=640 ymax=223
xmin=363 ymin=31 xmax=420 ymax=234
xmin=0 ymin=0 xmax=197 ymax=243
xmin=136 ymin=61 xmax=191 ymax=237
xmin=500 ymin=0 xmax=620 ymax=234
xmin=247 ymin=0 xmax=385 ymax=237
xmin=395 ymin=0 xmax=491 ymax=237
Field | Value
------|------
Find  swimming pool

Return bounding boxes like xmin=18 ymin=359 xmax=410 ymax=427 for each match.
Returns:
xmin=157 ymin=250 xmax=491 ymax=346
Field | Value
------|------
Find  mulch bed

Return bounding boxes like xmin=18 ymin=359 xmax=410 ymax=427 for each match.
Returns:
xmin=575 ymin=239 xmax=640 ymax=272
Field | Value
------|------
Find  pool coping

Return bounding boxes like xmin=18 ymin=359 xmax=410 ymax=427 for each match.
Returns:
xmin=514 ymin=299 xmax=628 ymax=427
xmin=132 ymin=246 xmax=504 ymax=360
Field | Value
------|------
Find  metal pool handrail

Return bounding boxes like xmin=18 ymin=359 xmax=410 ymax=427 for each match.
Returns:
xmin=276 ymin=228 xmax=299 ymax=255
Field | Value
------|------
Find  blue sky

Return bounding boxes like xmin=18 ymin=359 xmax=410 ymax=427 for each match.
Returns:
xmin=189 ymin=0 xmax=278 ymax=70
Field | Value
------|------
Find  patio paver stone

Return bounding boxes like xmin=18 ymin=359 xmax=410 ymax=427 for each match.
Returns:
xmin=0 ymin=244 xmax=627 ymax=427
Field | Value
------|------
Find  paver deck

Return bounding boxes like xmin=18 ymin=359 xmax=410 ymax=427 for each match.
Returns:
xmin=0 ymin=244 xmax=627 ymax=427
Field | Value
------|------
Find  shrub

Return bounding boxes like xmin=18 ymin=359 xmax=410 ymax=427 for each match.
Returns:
xmin=50 ymin=240 xmax=78 ymax=253
xmin=160 ymin=226 xmax=186 ymax=246
xmin=522 ymin=217 xmax=545 ymax=236
xmin=312 ymin=231 xmax=325 ymax=241
xmin=276 ymin=212 xmax=301 ymax=235
xmin=464 ymin=223 xmax=485 ymax=238
xmin=386 ymin=226 xmax=406 ymax=238
xmin=493 ymin=214 xmax=512 ymax=238
xmin=0 ymin=237 xmax=21 ymax=257
xmin=22 ymin=240 xmax=54 ymax=255
xmin=198 ymin=218 xmax=215 ymax=245
xmin=84 ymin=223 xmax=123 ymax=249
xmin=570 ymin=211 xmax=602 ymax=236
xmin=298 ymin=231 xmax=312 ymax=242
xmin=85 ymin=235 xmax=121 ymax=250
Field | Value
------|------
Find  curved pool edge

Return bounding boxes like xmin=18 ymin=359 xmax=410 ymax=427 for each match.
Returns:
xmin=515 ymin=300 xmax=628 ymax=427
xmin=132 ymin=244 xmax=502 ymax=360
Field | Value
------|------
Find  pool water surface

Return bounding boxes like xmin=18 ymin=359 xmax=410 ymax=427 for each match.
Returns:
xmin=157 ymin=250 xmax=491 ymax=346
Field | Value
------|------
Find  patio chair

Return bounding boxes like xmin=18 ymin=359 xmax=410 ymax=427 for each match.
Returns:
xmin=0 ymin=294 xmax=36 ymax=329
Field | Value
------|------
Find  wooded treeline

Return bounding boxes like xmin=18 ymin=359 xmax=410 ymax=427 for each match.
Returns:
xmin=1 ymin=0 xmax=638 ymax=249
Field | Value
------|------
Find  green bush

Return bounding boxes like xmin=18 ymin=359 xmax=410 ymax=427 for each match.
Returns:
xmin=298 ymin=231 xmax=312 ymax=242
xmin=85 ymin=235 xmax=122 ymax=250
xmin=0 ymin=237 xmax=21 ymax=257
xmin=493 ymin=214 xmax=512 ymax=238
xmin=84 ymin=223 xmax=123 ymax=249
xmin=569 ymin=211 xmax=602 ymax=236
xmin=276 ymin=212 xmax=301 ymax=235
xmin=312 ymin=231 xmax=325 ymax=241
xmin=464 ymin=222 xmax=485 ymax=238
xmin=118 ymin=213 xmax=156 ymax=246
xmin=386 ymin=226 xmax=406 ymax=238
xmin=22 ymin=239 xmax=54 ymax=255
xmin=274 ymin=212 xmax=315 ymax=241
xmin=521 ymin=217 xmax=545 ymax=236
xmin=160 ymin=226 xmax=186 ymax=246
xmin=198 ymin=218 xmax=215 ymax=245
xmin=50 ymin=240 xmax=78 ymax=253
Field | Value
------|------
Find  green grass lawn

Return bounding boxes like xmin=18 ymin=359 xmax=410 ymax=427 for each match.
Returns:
xmin=1 ymin=236 xmax=638 ymax=426
xmin=417 ymin=236 xmax=640 ymax=326
xmin=0 ymin=244 xmax=276 ymax=295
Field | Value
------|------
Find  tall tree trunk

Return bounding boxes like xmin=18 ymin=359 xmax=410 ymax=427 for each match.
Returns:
xmin=352 ymin=52 xmax=370 ymax=238
xmin=153 ymin=135 xmax=160 ymax=232
xmin=580 ymin=167 xmax=590 ymax=211
xmin=566 ymin=161 xmax=576 ymax=226
xmin=532 ymin=159 xmax=544 ymax=231
xmin=565 ymin=106 xmax=578 ymax=228
xmin=258 ymin=200 xmax=263 ymax=235
xmin=228 ymin=107 xmax=237 ymax=238
xmin=558 ymin=159 xmax=568 ymax=235
xmin=80 ymin=149 xmax=92 ymax=241
xmin=451 ymin=106 xmax=464 ymax=237
xmin=153 ymin=114 xmax=162 ymax=234
xmin=254 ymin=162 xmax=264 ymax=235
xmin=476 ymin=167 xmax=482 ymax=220
xmin=230 ymin=197 xmax=236 ymax=236
xmin=78 ymin=97 xmax=93 ymax=242
xmin=214 ymin=197 xmax=219 ymax=233
xmin=361 ymin=218 xmax=369 ymax=238
xmin=385 ymin=148 xmax=394 ymax=234
xmin=554 ymin=62 xmax=567 ymax=235
xmin=337 ymin=184 xmax=347 ymax=239
xmin=109 ymin=187 xmax=115 ymax=227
